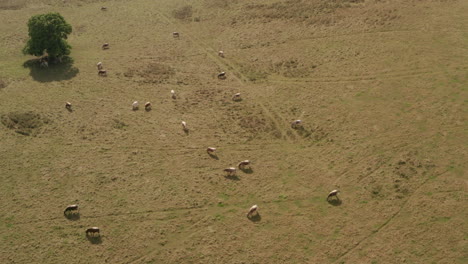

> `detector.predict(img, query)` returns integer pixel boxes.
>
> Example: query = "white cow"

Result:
[181,121,188,131]
[132,101,139,110]
[247,205,258,218]
[291,120,302,129]
[327,190,339,201]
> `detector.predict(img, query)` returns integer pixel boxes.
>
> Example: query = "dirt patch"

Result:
[1,111,50,136]
[124,63,175,84]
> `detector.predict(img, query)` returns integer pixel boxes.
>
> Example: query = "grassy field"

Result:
[0,0,467,263]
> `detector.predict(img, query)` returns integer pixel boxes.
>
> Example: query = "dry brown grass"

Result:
[0,0,466,263]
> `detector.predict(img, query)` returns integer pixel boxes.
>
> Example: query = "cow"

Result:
[238,160,251,170]
[145,102,152,111]
[217,72,226,79]
[102,43,109,50]
[206,147,216,154]
[101,7,107,11]
[181,121,188,131]
[63,204,79,216]
[132,101,139,110]
[171,90,176,99]
[218,51,224,57]
[291,120,302,129]
[232,93,241,101]
[97,62,103,70]
[65,102,72,111]
[173,32,180,38]
[327,190,339,201]
[247,205,258,218]
[224,167,236,176]
[98,69,107,76]
[86,227,100,236]
[39,57,48,68]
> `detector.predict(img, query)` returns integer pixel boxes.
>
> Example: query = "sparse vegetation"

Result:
[0,0,465,263]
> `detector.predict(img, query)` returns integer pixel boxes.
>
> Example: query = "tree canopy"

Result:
[22,12,72,60]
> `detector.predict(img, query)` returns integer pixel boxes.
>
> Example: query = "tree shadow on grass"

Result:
[23,56,79,82]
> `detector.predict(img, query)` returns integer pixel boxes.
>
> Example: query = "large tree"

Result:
[22,12,72,61]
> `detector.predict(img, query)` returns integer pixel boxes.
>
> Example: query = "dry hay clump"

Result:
[0,0,28,10]
[1,111,50,136]
[240,0,363,24]
[124,63,175,84]
[173,5,193,20]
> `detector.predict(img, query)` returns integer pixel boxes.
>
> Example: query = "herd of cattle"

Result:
[57,11,340,238]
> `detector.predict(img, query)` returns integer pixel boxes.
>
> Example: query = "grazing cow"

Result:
[206,147,216,154]
[145,102,152,111]
[181,121,188,131]
[238,160,251,169]
[102,43,109,50]
[132,101,139,110]
[173,32,180,38]
[65,102,72,110]
[171,90,176,99]
[86,227,100,236]
[327,190,339,201]
[39,57,48,68]
[98,69,107,76]
[101,7,107,11]
[232,93,241,101]
[247,205,258,218]
[224,167,236,176]
[217,72,226,79]
[291,120,302,129]
[97,62,103,70]
[218,51,224,57]
[63,204,79,216]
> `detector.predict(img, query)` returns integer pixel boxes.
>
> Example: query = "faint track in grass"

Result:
[267,66,468,84]
[332,169,449,264]
[153,10,297,142]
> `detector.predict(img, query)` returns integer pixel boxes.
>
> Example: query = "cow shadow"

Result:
[327,199,342,206]
[240,168,254,174]
[64,213,80,221]
[86,235,102,244]
[247,213,261,222]
[183,129,189,135]
[23,56,79,82]
[225,175,240,181]
[208,154,219,160]
[294,126,311,136]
